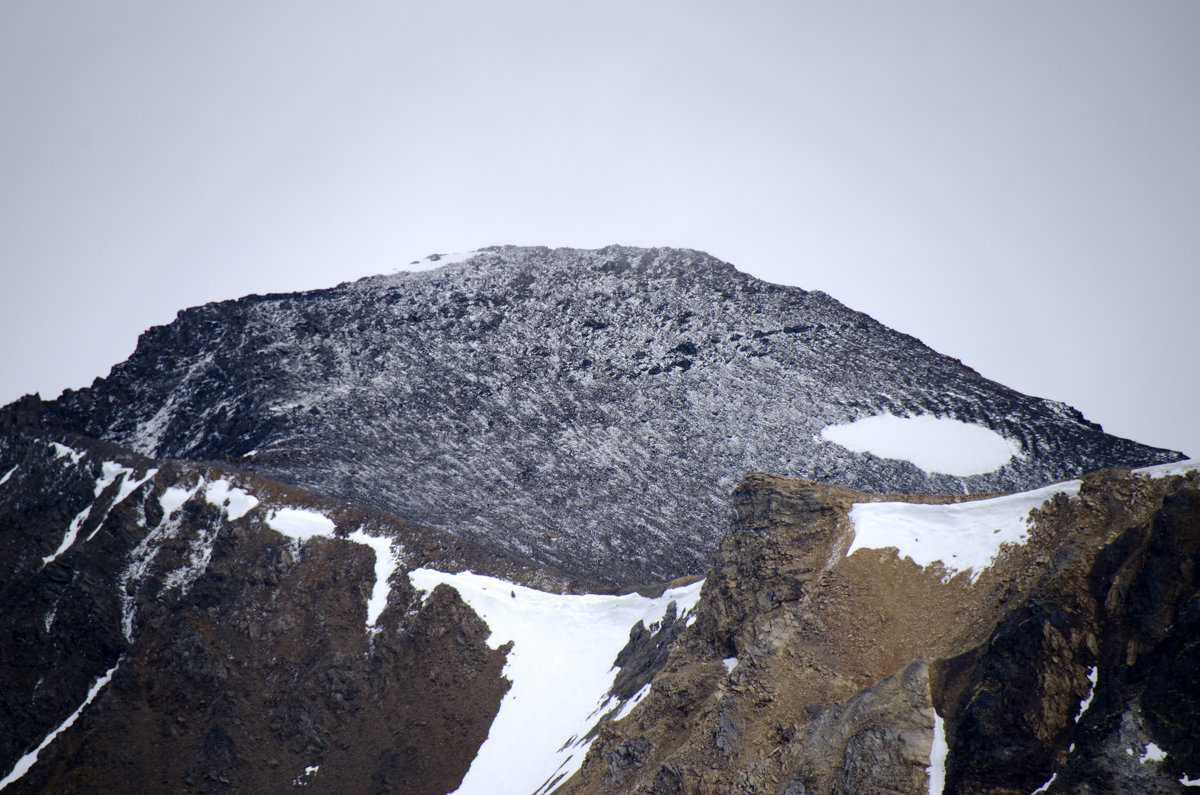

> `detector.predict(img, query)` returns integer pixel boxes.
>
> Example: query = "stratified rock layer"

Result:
[561,466,1200,794]
[19,245,1181,583]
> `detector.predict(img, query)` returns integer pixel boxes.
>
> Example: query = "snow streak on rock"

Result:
[121,482,202,640]
[265,508,402,630]
[928,710,948,795]
[0,660,121,791]
[42,461,133,566]
[347,529,399,629]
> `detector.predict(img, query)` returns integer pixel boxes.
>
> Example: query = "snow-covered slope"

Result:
[408,570,703,795]
[24,245,1182,583]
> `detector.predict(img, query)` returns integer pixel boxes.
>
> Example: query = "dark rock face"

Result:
[560,467,1200,794]
[0,426,578,794]
[17,246,1181,584]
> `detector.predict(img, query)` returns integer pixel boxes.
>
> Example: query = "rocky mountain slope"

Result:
[2,417,1196,793]
[0,423,605,794]
[17,246,1182,584]
[558,461,1200,794]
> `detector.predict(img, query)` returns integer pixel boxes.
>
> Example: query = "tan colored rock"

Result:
[560,467,1200,794]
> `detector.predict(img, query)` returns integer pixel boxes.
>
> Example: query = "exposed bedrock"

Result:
[561,467,1200,794]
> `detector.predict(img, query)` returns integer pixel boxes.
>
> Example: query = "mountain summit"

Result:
[23,245,1180,583]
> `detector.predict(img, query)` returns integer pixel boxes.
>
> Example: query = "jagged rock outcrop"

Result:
[560,465,1200,793]
[12,246,1181,584]
[0,425,591,793]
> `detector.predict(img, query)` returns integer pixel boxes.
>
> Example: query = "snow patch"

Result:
[1182,773,1200,787]
[83,462,140,542]
[203,479,259,521]
[0,659,121,791]
[1140,742,1167,763]
[722,656,738,673]
[110,467,157,510]
[41,505,94,567]
[0,465,16,487]
[406,569,703,795]
[847,479,1082,583]
[49,442,84,465]
[266,508,336,541]
[159,483,200,518]
[820,414,1020,477]
[928,709,947,794]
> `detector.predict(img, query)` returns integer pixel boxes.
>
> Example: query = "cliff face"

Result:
[21,246,1181,584]
[560,464,1200,794]
[0,425,584,794]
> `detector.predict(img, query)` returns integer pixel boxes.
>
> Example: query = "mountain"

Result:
[561,462,1200,794]
[1,423,1196,793]
[2,245,1195,794]
[18,245,1182,584]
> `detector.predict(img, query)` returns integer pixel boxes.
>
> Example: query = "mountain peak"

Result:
[18,245,1181,584]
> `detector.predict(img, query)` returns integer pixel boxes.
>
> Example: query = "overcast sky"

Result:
[2,1,1197,457]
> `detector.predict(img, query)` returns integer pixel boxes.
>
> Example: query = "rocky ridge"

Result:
[0,424,600,794]
[559,463,1200,794]
[19,246,1183,584]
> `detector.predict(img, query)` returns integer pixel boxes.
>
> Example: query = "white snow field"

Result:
[819,414,1021,477]
[407,568,704,795]
[847,479,1082,583]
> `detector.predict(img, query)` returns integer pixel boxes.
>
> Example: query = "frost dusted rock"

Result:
[560,465,1200,794]
[19,246,1182,584]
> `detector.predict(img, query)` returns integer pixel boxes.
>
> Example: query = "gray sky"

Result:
[3,1,1198,457]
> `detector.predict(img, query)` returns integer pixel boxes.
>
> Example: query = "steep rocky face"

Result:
[559,465,1200,794]
[19,245,1181,584]
[0,425,590,794]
